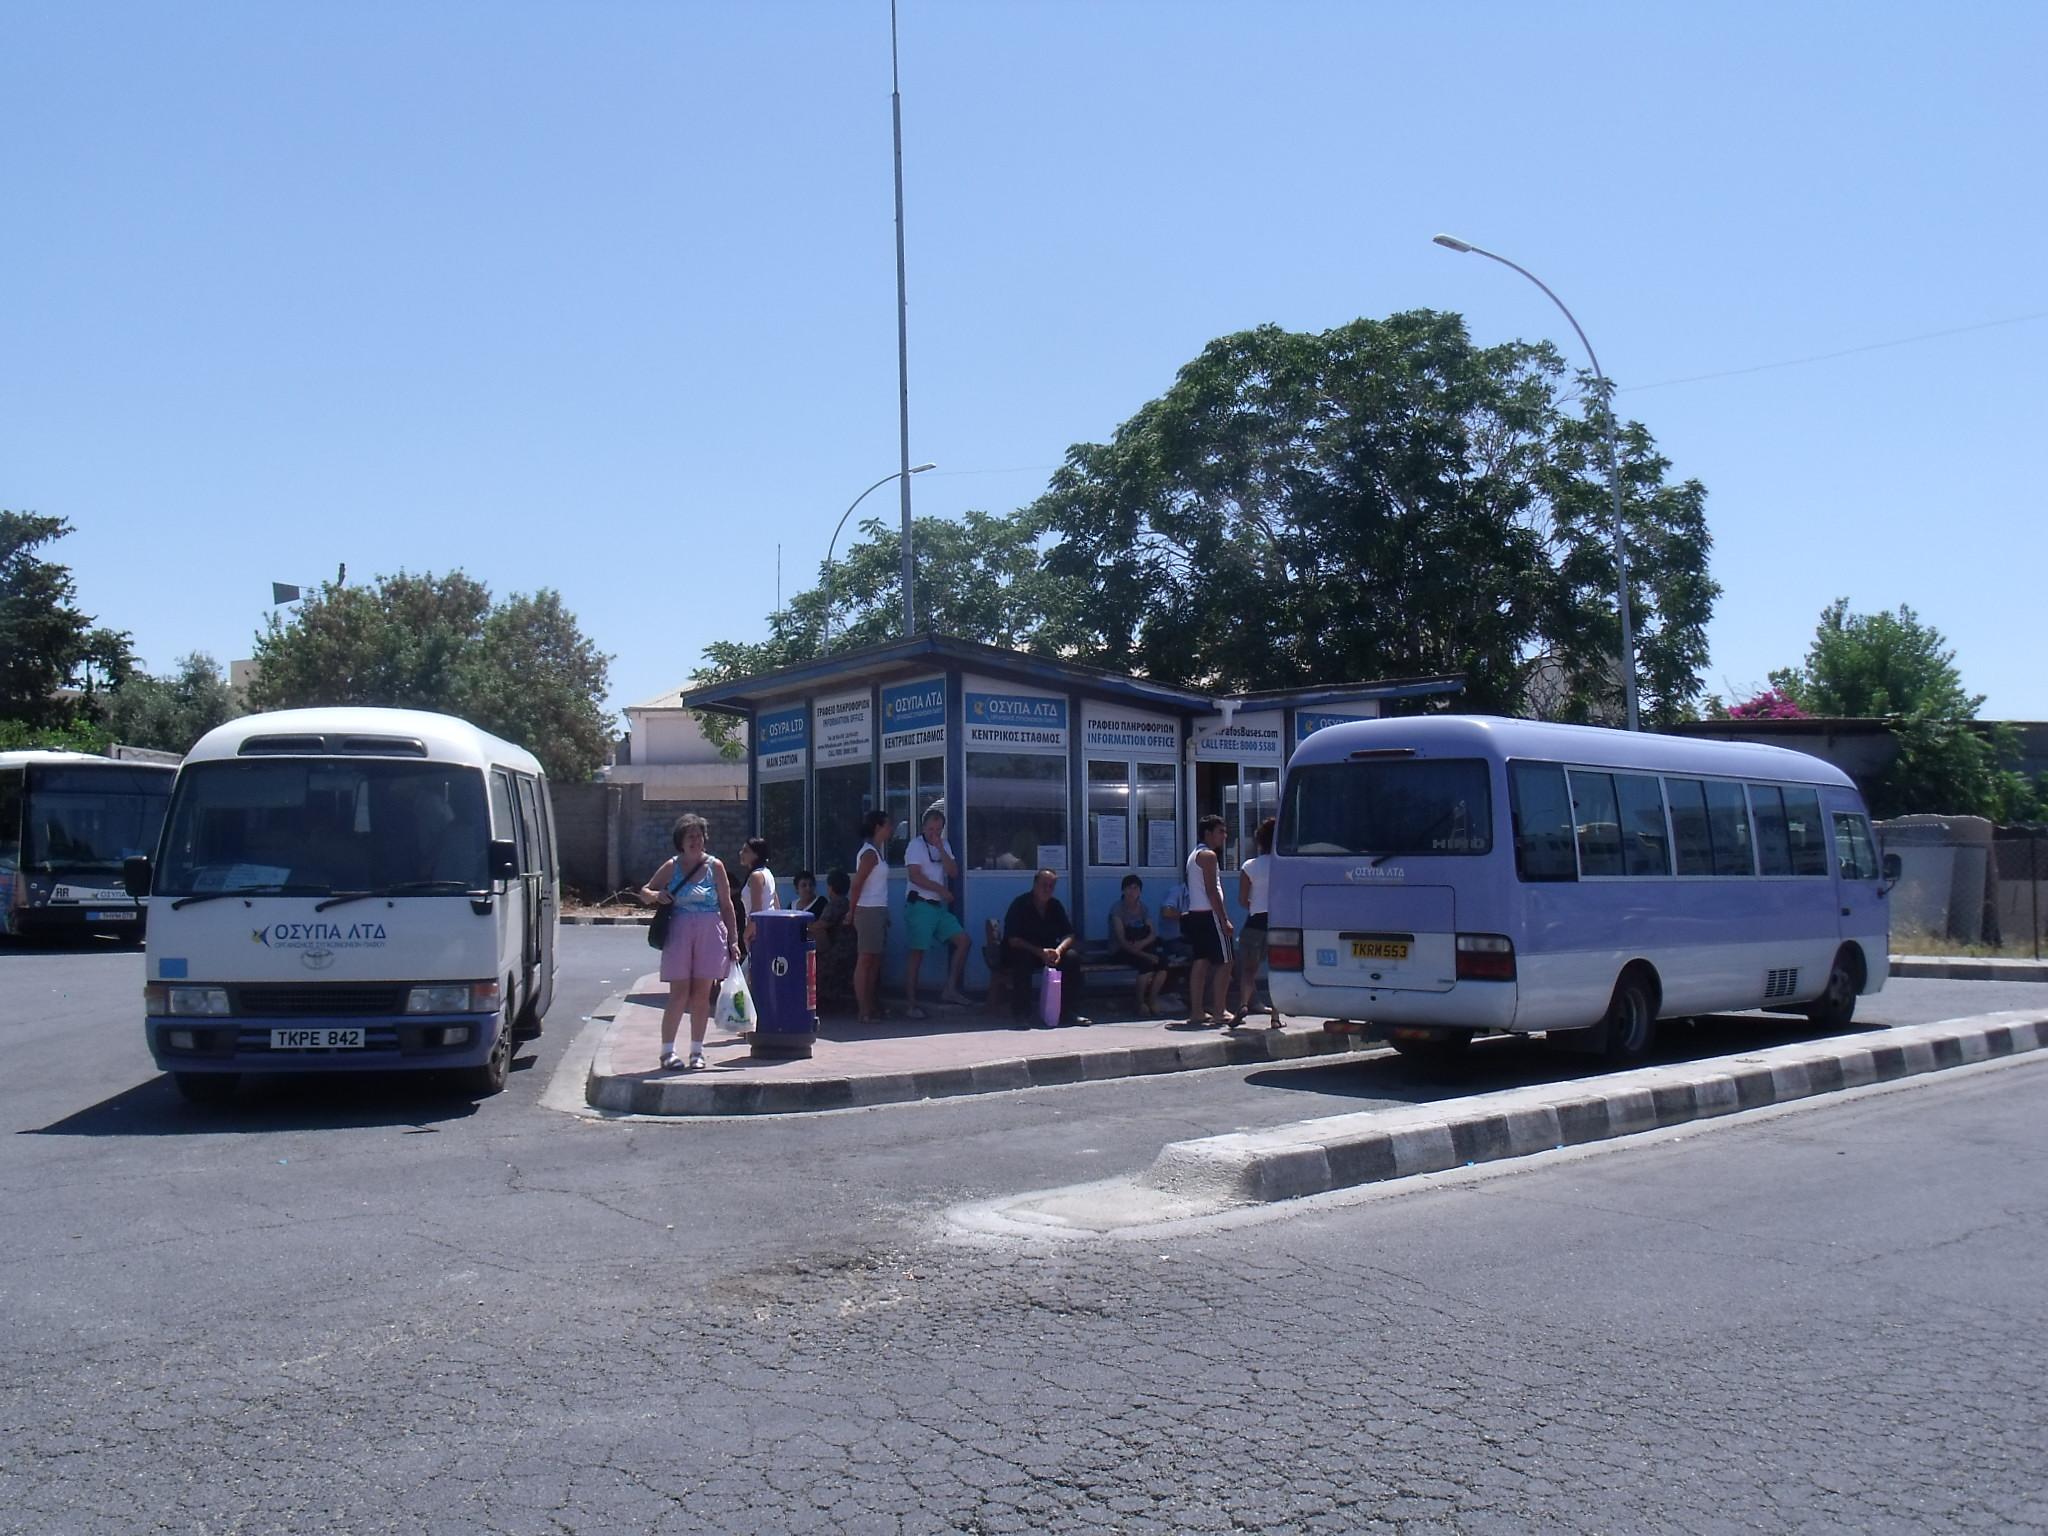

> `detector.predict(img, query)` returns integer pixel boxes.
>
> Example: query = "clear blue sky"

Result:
[5,1,2043,722]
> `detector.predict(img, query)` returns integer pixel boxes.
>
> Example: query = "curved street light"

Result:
[1434,233,1640,732]
[825,462,937,651]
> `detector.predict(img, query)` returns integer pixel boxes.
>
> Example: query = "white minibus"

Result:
[1,752,174,940]
[128,708,559,1104]
[1266,716,1895,1064]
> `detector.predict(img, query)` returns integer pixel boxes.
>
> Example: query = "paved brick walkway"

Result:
[586,970,1363,1115]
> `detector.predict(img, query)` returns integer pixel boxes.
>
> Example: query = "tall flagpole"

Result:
[891,0,916,635]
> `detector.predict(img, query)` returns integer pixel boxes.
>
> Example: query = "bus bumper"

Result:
[12,904,147,939]
[1269,977,1519,1032]
[146,1013,502,1075]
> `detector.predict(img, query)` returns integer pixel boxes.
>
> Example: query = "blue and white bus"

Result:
[1266,716,1893,1064]
[130,708,559,1104]
[0,752,175,941]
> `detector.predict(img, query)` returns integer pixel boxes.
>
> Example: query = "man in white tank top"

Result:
[1179,814,1235,1027]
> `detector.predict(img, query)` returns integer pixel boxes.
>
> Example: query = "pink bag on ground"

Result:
[1040,967,1063,1028]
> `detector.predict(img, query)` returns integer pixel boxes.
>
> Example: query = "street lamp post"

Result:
[825,463,937,652]
[1433,233,1640,732]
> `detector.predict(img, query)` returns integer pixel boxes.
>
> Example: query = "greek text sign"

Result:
[1295,708,1378,744]
[814,693,873,765]
[881,678,946,754]
[1081,708,1177,758]
[965,692,1068,753]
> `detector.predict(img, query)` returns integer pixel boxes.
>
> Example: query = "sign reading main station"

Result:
[965,692,1068,753]
[756,706,808,778]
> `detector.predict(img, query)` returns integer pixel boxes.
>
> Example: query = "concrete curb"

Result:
[586,1018,1368,1116]
[1889,955,2048,982]
[1135,1010,2048,1207]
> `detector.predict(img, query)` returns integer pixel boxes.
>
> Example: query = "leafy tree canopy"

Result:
[0,511,133,727]
[103,653,242,756]
[692,311,1719,727]
[246,572,614,781]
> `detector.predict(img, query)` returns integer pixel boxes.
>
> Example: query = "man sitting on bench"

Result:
[1001,868,1092,1029]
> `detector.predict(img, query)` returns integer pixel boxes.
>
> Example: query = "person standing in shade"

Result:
[792,870,828,920]
[734,836,778,950]
[638,814,741,1072]
[1179,814,1235,1028]
[847,808,894,1025]
[902,807,974,1018]
[1229,817,1283,1029]
[1001,868,1090,1028]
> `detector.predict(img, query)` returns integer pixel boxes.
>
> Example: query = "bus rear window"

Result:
[1280,759,1492,857]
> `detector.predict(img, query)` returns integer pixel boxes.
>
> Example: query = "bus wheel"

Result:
[1804,948,1861,1030]
[173,1072,239,1108]
[1601,972,1657,1066]
[1389,1033,1473,1072]
[458,1016,512,1098]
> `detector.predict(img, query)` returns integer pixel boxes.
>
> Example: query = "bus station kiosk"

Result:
[683,633,1461,994]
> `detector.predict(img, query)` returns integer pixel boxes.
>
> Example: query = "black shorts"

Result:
[1182,910,1231,965]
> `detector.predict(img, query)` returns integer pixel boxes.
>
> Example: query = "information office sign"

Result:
[881,677,946,758]
[1192,710,1283,765]
[965,691,1068,755]
[1295,706,1379,745]
[1081,705,1178,761]
[756,706,808,781]
[814,691,874,766]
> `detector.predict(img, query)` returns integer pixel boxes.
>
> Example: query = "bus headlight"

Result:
[405,982,500,1014]
[166,986,231,1016]
[1267,928,1303,971]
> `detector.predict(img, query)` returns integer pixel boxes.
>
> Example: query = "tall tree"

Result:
[247,572,614,781]
[1028,311,1716,721]
[103,653,242,754]
[0,511,105,726]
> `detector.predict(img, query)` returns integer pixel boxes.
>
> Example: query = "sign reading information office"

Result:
[814,691,873,765]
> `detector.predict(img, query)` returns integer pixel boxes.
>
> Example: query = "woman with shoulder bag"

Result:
[639,814,741,1072]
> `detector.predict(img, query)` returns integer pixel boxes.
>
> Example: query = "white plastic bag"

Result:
[717,963,755,1029]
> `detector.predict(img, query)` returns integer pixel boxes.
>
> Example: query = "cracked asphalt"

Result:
[3,928,2044,1533]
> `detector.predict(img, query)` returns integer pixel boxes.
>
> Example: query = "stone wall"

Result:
[547,780,754,900]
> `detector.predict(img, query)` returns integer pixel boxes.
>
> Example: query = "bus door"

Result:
[1825,794,1887,960]
[511,775,547,1011]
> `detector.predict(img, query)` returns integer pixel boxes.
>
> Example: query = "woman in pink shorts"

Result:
[639,815,740,1072]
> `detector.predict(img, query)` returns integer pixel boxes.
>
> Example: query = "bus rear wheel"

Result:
[173,1072,239,1108]
[1601,972,1657,1066]
[1804,948,1861,1030]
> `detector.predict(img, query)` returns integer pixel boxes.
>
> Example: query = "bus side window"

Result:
[1750,785,1794,876]
[489,769,517,845]
[1832,812,1880,881]
[513,776,543,876]
[1508,762,1576,882]
[1567,770,1624,877]
[1781,787,1829,876]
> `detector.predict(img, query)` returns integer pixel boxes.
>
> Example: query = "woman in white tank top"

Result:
[848,808,894,1025]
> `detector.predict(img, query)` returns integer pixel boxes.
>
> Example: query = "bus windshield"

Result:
[156,760,491,897]
[24,767,173,875]
[1280,758,1493,857]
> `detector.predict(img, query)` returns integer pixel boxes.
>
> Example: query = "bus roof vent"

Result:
[336,735,428,757]
[1347,747,1417,759]
[239,734,328,756]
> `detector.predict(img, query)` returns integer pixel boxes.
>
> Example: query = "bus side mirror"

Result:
[488,840,520,881]
[124,856,152,899]
[1880,852,1902,890]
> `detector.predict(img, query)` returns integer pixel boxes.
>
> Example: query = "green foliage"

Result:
[0,717,112,754]
[0,510,124,726]
[1772,599,2035,821]
[693,311,1720,726]
[247,572,615,781]
[1771,600,1981,719]
[102,653,242,755]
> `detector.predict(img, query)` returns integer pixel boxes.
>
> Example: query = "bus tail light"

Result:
[1455,934,1516,982]
[1267,928,1303,970]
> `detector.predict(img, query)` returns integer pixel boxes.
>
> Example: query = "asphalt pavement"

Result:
[2,928,2043,1533]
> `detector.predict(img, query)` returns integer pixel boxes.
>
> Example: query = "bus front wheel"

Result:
[1601,972,1657,1066]
[457,1015,512,1098]
[1804,948,1861,1030]
[173,1072,239,1108]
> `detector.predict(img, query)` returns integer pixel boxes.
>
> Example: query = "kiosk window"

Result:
[885,756,945,863]
[966,753,1067,871]
[1087,761,1130,867]
[813,762,873,876]
[760,779,803,878]
[1138,762,1178,867]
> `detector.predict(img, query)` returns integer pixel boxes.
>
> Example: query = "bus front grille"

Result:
[233,984,409,1017]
